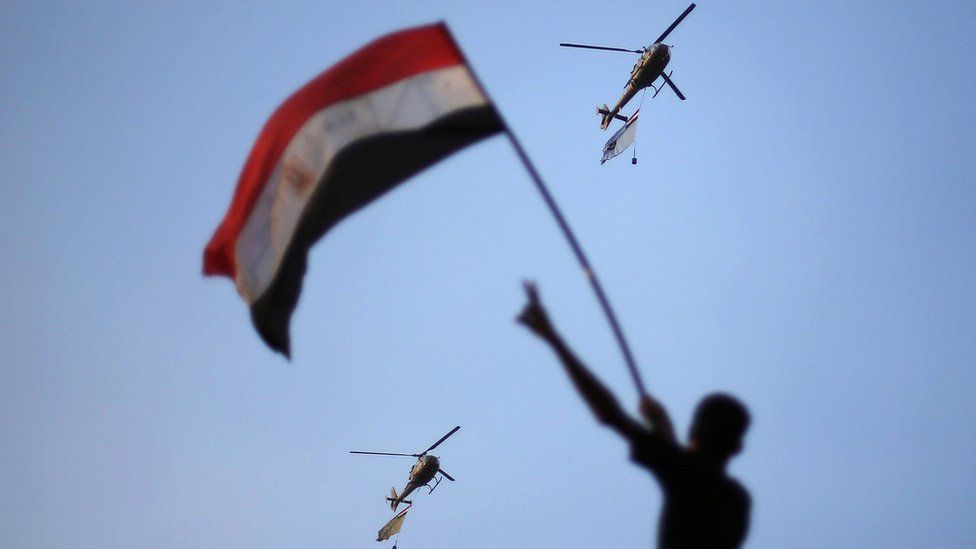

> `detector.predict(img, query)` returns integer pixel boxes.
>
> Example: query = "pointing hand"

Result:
[517,281,554,338]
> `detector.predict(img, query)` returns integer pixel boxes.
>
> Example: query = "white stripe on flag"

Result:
[233,65,490,302]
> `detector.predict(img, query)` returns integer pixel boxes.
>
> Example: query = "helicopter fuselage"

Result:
[629,42,671,89]
[392,455,440,507]
[601,43,670,129]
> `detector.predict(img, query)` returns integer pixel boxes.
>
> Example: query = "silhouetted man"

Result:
[518,283,751,548]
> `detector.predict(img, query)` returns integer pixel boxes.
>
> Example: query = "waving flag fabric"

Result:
[601,109,639,165]
[204,23,503,356]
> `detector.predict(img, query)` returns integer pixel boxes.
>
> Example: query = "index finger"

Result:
[522,280,540,304]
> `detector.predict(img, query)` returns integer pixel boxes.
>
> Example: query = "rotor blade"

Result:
[349,451,417,457]
[654,3,696,45]
[438,468,456,482]
[420,426,460,455]
[559,43,642,54]
[660,72,686,100]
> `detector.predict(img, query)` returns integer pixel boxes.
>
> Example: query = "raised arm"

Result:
[517,282,646,442]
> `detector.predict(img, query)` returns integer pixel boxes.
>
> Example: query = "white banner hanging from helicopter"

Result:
[601,109,639,165]
[377,507,409,542]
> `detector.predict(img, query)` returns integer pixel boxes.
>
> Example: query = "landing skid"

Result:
[649,70,674,98]
[650,70,685,100]
[425,475,444,494]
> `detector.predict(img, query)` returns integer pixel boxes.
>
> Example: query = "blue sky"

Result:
[2,1,974,547]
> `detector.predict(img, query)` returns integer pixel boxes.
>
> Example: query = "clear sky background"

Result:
[2,1,974,547]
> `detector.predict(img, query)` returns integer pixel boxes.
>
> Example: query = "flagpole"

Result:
[442,23,649,399]
[503,128,648,399]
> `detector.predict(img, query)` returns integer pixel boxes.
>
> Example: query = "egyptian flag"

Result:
[600,109,639,165]
[203,23,503,357]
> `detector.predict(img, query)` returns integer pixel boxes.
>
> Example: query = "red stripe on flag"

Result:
[204,22,464,279]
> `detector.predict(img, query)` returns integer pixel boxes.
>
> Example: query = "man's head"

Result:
[689,393,750,462]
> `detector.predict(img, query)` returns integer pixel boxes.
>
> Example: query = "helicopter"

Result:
[351,426,460,512]
[560,3,696,130]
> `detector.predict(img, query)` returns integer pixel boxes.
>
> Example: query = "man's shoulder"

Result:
[723,474,751,509]
[628,431,685,474]
[727,475,748,494]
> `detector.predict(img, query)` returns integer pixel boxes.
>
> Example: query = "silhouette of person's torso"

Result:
[631,433,750,548]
